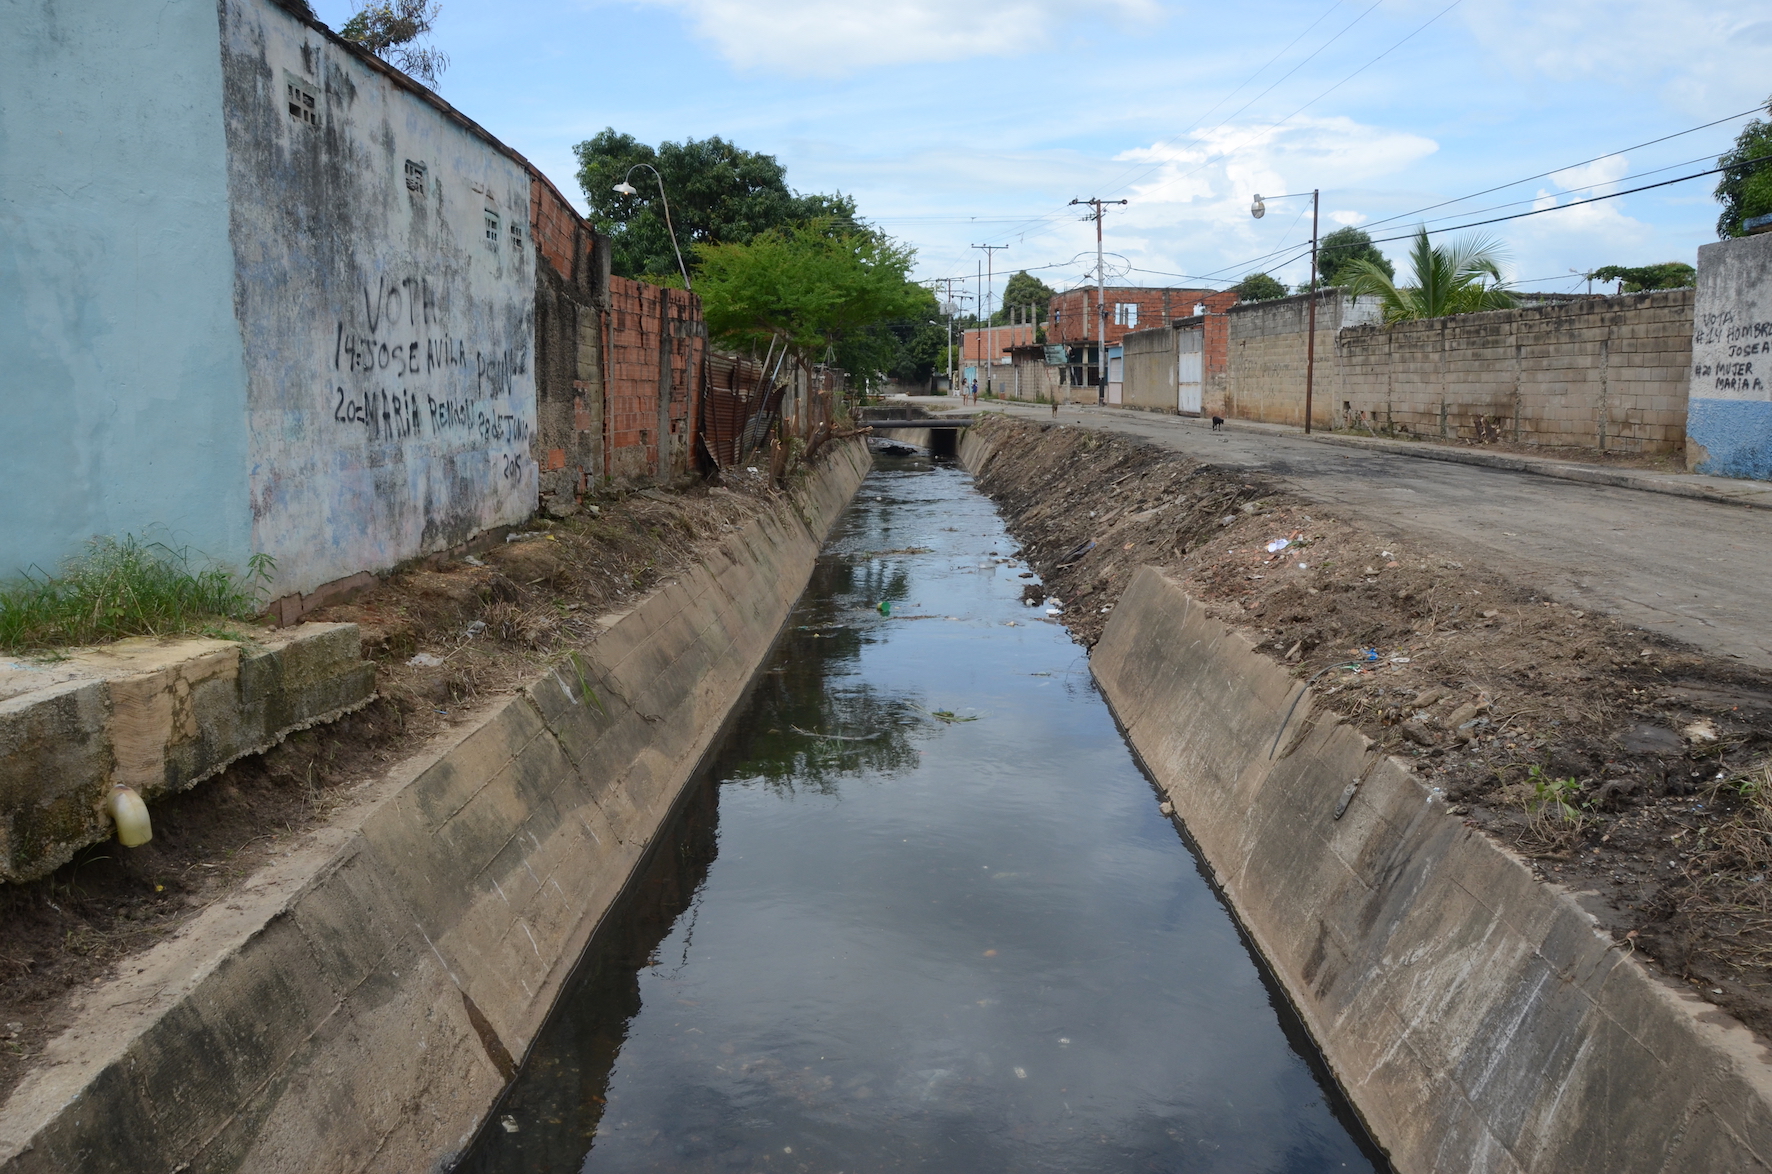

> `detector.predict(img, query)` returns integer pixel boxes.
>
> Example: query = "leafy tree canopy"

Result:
[1233,272,1289,302]
[1344,227,1514,323]
[340,0,448,87]
[994,271,1057,324]
[694,219,932,390]
[1316,227,1393,287]
[1591,262,1696,293]
[574,129,857,280]
[1716,99,1772,238]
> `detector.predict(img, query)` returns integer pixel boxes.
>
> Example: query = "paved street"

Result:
[962,400,1772,670]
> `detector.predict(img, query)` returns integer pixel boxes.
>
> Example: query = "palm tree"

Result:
[1343,227,1515,323]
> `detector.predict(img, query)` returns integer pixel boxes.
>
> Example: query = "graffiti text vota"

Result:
[328,273,530,443]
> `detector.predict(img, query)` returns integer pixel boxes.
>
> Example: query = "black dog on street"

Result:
[1210,416,1224,431]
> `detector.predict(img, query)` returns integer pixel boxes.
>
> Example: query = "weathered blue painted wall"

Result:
[1688,232,1772,479]
[0,1,252,579]
[218,0,537,598]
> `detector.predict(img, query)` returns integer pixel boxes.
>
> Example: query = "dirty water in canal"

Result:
[459,455,1384,1174]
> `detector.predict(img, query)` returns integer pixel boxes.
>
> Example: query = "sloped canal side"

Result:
[459,454,1385,1173]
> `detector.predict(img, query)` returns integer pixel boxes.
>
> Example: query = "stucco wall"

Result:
[1121,325,1176,411]
[0,0,252,580]
[218,0,537,598]
[1687,233,1772,479]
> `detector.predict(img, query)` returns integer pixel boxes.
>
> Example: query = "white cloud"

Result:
[1551,154,1629,194]
[1059,116,1439,284]
[632,0,1162,76]
[1460,0,1772,113]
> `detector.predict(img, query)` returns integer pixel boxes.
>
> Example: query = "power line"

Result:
[1361,150,1772,246]
[1358,103,1770,234]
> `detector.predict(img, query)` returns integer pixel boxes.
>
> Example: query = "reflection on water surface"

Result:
[459,455,1384,1174]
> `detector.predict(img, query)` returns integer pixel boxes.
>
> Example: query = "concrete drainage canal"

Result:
[456,452,1386,1173]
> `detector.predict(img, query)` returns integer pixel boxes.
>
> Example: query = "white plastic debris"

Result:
[1265,538,1290,553]
[408,652,445,667]
[464,620,487,637]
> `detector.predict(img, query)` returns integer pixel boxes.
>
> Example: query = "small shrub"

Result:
[0,536,274,652]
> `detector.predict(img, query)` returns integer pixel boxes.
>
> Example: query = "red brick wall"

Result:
[529,173,583,283]
[601,278,702,482]
[962,324,1040,364]
[1199,290,1240,398]
[1049,286,1232,346]
[527,168,704,488]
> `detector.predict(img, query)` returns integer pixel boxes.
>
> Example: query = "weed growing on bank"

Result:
[0,536,274,652]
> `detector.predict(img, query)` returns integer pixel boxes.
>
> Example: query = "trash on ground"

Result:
[1265,538,1291,553]
[408,652,445,667]
[464,620,487,637]
[1684,719,1720,743]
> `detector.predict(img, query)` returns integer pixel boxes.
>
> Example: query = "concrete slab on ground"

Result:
[0,624,374,882]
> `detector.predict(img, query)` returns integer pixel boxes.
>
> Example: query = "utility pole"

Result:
[972,243,1008,400]
[937,278,968,394]
[1251,189,1318,432]
[1305,188,1319,434]
[1070,198,1125,405]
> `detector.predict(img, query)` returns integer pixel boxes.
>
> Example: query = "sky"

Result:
[310,0,1772,312]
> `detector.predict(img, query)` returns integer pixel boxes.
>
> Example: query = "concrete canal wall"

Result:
[1090,569,1772,1173]
[0,439,871,1174]
[956,427,1772,1172]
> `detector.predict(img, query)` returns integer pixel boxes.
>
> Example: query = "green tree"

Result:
[1233,272,1288,302]
[573,130,856,280]
[1716,99,1772,238]
[1590,262,1696,293]
[694,219,929,391]
[994,271,1057,324]
[1311,227,1393,289]
[339,0,448,87]
[1344,227,1514,323]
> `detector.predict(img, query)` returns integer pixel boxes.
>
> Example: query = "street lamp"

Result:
[613,164,692,292]
[1251,189,1320,433]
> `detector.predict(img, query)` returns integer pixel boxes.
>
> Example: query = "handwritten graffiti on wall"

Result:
[1694,310,1772,396]
[327,273,531,456]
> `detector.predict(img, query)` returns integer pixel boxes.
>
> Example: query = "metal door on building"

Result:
[1177,328,1203,415]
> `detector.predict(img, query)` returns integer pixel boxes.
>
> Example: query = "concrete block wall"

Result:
[1226,288,1694,453]
[1223,292,1379,426]
[0,624,374,883]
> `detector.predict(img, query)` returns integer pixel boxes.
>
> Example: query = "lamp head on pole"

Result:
[1250,194,1265,220]
[612,180,638,196]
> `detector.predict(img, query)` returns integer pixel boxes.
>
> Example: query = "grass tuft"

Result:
[0,536,274,653]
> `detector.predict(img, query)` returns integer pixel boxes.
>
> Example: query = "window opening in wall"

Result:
[484,209,501,251]
[285,72,318,126]
[509,214,524,252]
[405,160,428,194]
[1114,303,1139,328]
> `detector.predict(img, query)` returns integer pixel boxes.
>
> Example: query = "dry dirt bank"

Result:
[0,469,793,1104]
[968,414,1772,1040]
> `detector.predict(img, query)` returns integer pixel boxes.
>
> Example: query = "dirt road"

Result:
[975,401,1772,669]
